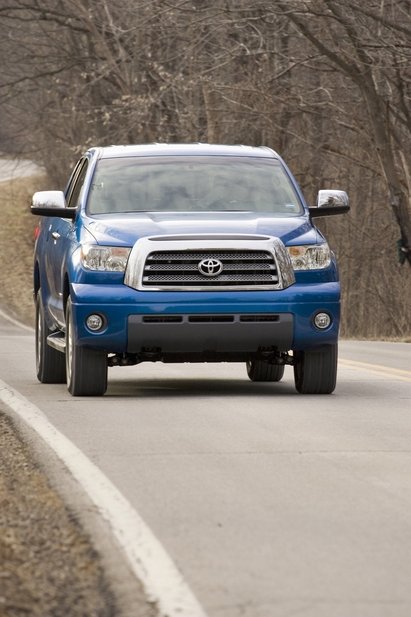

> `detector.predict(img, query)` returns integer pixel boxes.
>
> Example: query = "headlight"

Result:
[81,245,131,271]
[287,243,331,270]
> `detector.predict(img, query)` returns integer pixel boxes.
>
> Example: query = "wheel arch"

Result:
[33,260,41,302]
[62,273,71,316]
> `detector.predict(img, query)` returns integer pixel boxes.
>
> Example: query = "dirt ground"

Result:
[0,411,117,617]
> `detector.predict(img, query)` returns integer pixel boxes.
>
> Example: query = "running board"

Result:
[47,331,66,352]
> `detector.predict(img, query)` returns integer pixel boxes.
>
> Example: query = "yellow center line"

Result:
[339,358,411,382]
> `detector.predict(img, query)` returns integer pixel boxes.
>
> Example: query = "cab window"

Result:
[66,159,89,209]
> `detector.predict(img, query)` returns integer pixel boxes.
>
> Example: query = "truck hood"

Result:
[83,211,319,247]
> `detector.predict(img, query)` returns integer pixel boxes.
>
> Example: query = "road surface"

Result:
[0,158,44,182]
[1,312,410,617]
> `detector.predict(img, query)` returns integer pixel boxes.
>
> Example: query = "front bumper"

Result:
[70,282,341,353]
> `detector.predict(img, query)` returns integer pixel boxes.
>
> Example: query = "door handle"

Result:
[51,232,61,240]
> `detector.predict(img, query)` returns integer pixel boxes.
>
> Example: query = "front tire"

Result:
[66,297,107,396]
[246,359,285,382]
[293,344,338,394]
[36,290,66,383]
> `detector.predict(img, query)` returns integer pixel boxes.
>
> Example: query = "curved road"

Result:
[1,312,410,617]
[0,158,44,182]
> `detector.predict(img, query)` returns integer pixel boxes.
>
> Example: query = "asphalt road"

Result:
[0,158,44,182]
[1,312,410,617]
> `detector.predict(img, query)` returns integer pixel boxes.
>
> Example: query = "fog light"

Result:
[86,314,104,332]
[313,312,332,330]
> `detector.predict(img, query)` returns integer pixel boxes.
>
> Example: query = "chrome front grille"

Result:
[142,250,278,287]
[123,235,296,291]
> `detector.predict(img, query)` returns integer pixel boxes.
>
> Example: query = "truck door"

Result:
[46,158,89,326]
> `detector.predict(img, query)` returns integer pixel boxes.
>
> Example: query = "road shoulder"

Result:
[0,404,156,617]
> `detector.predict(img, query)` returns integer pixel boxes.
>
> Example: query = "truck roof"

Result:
[93,143,279,159]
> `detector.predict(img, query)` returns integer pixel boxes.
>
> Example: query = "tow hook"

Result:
[108,353,141,367]
[272,351,296,366]
[257,348,296,365]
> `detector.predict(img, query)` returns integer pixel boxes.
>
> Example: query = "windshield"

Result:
[87,156,304,215]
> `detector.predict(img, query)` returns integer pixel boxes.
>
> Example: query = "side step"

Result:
[47,331,66,352]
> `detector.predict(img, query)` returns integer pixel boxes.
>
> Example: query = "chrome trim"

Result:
[32,190,66,209]
[317,190,349,208]
[124,234,295,292]
[47,331,66,352]
[198,258,223,277]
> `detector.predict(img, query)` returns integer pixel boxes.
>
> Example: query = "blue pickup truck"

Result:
[31,144,349,396]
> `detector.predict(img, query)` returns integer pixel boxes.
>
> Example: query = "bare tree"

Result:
[267,0,411,266]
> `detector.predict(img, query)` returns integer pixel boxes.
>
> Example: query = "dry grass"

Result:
[0,413,116,617]
[0,174,48,327]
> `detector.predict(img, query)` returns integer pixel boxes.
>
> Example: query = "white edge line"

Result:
[0,378,208,617]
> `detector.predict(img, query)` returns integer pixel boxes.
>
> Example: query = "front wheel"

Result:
[36,290,66,383]
[293,344,337,394]
[246,359,285,382]
[66,298,107,396]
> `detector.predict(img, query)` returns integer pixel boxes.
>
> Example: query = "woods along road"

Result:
[1,311,410,617]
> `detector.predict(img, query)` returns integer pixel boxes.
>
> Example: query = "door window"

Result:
[66,159,89,209]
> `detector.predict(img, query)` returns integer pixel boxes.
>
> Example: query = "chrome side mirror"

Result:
[318,190,349,208]
[32,190,66,208]
[309,190,350,217]
[31,191,76,219]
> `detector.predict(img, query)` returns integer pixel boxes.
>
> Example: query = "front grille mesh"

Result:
[142,250,278,288]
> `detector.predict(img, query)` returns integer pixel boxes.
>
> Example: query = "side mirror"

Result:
[309,190,350,218]
[31,191,76,219]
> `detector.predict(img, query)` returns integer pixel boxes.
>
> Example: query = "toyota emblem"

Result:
[198,258,223,277]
